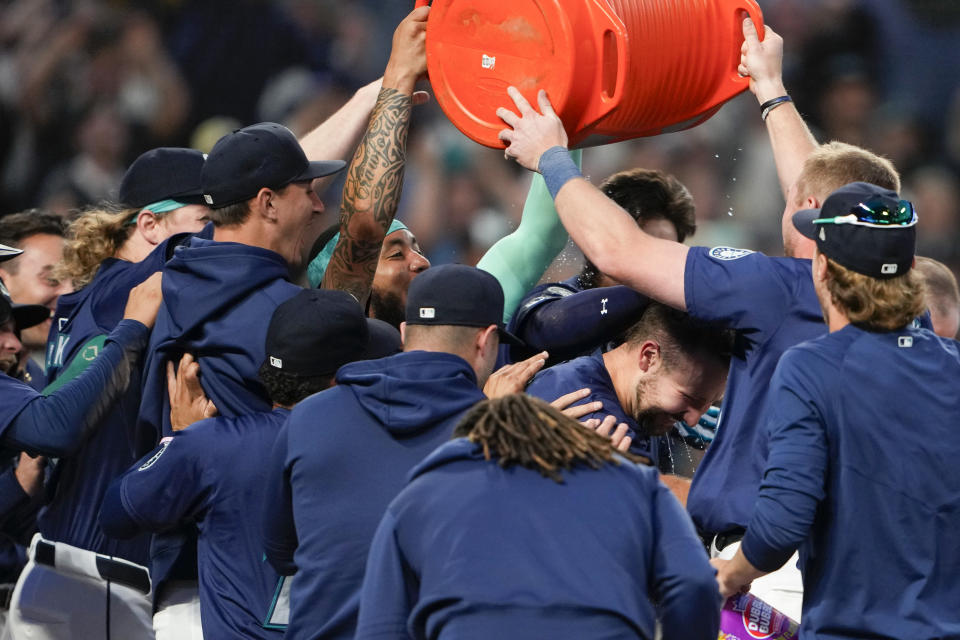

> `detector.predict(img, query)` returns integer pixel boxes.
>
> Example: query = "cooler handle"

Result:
[586,0,628,115]
[728,1,765,87]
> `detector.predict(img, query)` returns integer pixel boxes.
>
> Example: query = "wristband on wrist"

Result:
[538,146,582,199]
[760,95,792,122]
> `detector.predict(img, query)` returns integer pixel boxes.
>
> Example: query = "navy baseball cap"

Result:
[405,264,524,346]
[0,243,22,262]
[119,148,207,209]
[265,289,392,378]
[201,123,346,208]
[0,278,48,331]
[793,182,917,279]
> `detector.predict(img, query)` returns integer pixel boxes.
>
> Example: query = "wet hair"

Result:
[57,204,138,288]
[257,360,333,407]
[794,142,900,206]
[579,169,695,288]
[824,257,927,332]
[453,394,642,483]
[623,303,733,371]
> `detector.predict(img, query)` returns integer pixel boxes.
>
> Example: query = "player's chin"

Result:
[0,357,18,376]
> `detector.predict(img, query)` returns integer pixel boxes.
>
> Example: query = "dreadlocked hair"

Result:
[453,394,643,483]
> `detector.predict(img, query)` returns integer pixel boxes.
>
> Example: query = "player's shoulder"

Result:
[778,329,852,383]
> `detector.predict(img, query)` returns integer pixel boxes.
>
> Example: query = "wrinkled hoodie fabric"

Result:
[356,439,722,640]
[134,231,300,600]
[137,233,300,448]
[261,350,486,640]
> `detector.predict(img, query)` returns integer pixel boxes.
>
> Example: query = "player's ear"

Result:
[137,210,163,245]
[254,188,279,222]
[637,340,661,373]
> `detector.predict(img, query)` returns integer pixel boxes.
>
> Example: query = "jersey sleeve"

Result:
[114,426,214,533]
[683,247,792,336]
[1,320,150,457]
[740,348,830,572]
[513,285,649,358]
[0,375,39,445]
[649,478,722,640]
[355,509,417,640]
[261,421,298,576]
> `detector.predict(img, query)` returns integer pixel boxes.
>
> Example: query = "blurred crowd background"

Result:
[1,0,958,282]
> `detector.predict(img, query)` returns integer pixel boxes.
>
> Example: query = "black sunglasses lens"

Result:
[855,199,915,225]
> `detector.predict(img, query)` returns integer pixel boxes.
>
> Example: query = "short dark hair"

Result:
[580,169,695,288]
[599,168,696,241]
[0,210,67,247]
[257,360,332,407]
[206,200,252,227]
[624,303,733,371]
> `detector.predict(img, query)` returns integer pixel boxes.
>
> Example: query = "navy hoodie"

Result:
[134,231,300,598]
[137,234,301,446]
[38,234,192,565]
[356,438,721,640]
[261,350,486,640]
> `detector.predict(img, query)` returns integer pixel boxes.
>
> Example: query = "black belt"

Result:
[702,527,745,554]
[35,540,151,595]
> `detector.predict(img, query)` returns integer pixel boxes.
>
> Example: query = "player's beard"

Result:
[369,288,406,330]
[633,378,676,437]
[0,353,18,376]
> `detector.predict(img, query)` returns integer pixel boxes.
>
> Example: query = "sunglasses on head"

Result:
[813,198,917,228]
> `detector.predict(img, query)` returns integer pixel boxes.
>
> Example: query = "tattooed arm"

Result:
[321,6,429,305]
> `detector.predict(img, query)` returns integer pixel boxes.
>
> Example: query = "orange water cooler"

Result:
[417,0,764,148]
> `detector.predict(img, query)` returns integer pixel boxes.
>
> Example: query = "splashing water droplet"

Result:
[732,177,737,182]
[727,208,734,216]
[714,154,720,158]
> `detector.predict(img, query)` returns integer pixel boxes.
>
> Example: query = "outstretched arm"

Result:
[498,90,689,310]
[476,151,581,323]
[739,18,818,200]
[321,6,428,305]
[1,274,162,457]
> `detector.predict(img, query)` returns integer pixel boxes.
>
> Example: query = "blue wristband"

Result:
[538,146,582,199]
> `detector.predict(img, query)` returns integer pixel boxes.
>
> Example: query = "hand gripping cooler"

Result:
[417,0,764,148]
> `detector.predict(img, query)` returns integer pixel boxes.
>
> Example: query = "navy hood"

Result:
[336,351,483,436]
[409,437,482,481]
[162,235,291,338]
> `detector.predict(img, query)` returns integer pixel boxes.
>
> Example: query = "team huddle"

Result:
[1,7,959,640]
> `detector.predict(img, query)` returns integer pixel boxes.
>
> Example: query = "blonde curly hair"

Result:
[57,204,138,289]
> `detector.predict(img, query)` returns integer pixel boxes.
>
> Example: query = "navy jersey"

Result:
[36,237,184,564]
[136,233,301,447]
[101,409,290,639]
[525,352,658,463]
[0,375,36,445]
[23,359,45,392]
[0,320,150,458]
[261,351,486,640]
[357,438,720,640]
[741,325,960,638]
[682,247,826,534]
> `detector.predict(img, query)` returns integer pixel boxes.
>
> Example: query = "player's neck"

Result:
[601,347,637,417]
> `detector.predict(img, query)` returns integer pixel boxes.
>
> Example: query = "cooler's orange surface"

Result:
[422,0,764,148]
